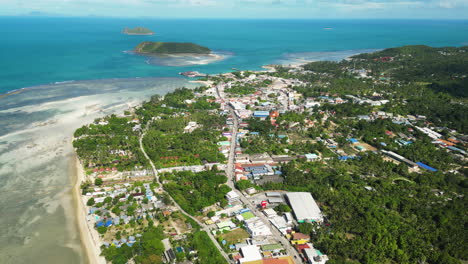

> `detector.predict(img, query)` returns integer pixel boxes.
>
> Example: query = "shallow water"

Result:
[0,77,195,264]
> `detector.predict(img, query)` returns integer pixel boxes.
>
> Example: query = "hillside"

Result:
[352,45,468,97]
[134,41,211,55]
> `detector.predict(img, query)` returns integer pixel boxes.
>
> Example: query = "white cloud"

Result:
[437,0,468,8]
[321,0,423,10]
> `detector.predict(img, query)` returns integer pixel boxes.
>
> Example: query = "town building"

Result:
[285,192,324,223]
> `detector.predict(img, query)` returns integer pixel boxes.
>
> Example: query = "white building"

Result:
[245,217,273,237]
[225,190,240,204]
[415,126,442,139]
[269,215,290,235]
[263,208,277,218]
[304,247,329,264]
[184,121,198,133]
[286,192,324,223]
[239,245,262,263]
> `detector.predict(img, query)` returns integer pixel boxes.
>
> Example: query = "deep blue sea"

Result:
[1,17,467,94]
[0,17,467,264]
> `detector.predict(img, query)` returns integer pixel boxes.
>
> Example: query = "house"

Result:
[245,217,273,237]
[245,187,257,195]
[291,232,310,245]
[226,190,240,203]
[305,153,320,161]
[217,220,236,231]
[184,121,199,133]
[236,154,251,164]
[357,115,371,121]
[263,208,277,218]
[249,153,272,164]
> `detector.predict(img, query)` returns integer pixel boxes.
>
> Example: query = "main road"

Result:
[216,84,302,263]
[139,125,233,264]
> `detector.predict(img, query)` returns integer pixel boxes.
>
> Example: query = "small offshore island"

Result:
[134,41,225,67]
[134,41,211,55]
[122,27,155,35]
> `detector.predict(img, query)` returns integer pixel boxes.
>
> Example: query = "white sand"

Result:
[73,156,106,264]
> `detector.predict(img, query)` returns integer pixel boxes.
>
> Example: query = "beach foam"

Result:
[143,51,233,67]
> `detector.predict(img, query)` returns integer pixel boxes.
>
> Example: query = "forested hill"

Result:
[134,42,211,55]
[352,45,468,97]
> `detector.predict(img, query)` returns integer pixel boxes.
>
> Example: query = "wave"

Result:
[53,80,75,85]
[139,51,233,67]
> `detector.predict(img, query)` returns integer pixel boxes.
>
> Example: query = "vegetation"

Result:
[191,231,227,264]
[134,41,211,54]
[122,27,154,35]
[101,225,165,264]
[225,84,256,95]
[163,170,231,215]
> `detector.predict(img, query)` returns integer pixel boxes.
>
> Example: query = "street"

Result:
[217,84,302,263]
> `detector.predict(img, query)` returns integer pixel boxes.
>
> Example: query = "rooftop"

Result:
[286,192,323,222]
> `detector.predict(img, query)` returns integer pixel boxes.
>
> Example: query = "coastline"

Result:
[72,154,106,264]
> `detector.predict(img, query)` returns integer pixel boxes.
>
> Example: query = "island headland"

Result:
[134,41,211,55]
[122,27,155,35]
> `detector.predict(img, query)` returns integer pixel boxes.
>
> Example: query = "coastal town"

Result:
[74,46,467,264]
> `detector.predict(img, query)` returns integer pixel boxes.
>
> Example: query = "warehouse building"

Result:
[285,192,323,223]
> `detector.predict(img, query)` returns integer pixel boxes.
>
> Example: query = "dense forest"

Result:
[262,155,466,264]
[162,169,231,215]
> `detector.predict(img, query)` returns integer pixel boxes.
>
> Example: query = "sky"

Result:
[1,0,468,19]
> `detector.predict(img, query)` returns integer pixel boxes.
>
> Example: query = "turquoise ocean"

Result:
[1,18,468,94]
[0,18,467,264]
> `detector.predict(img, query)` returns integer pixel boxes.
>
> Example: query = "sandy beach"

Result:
[73,156,106,264]
[189,80,213,87]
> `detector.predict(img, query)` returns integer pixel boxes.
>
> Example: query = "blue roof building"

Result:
[416,162,437,172]
[253,111,270,118]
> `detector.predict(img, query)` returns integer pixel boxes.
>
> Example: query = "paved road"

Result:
[139,128,233,264]
[217,85,302,263]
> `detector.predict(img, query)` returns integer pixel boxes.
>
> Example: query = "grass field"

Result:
[217,228,250,245]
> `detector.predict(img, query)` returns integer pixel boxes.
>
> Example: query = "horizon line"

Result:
[1,15,468,21]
